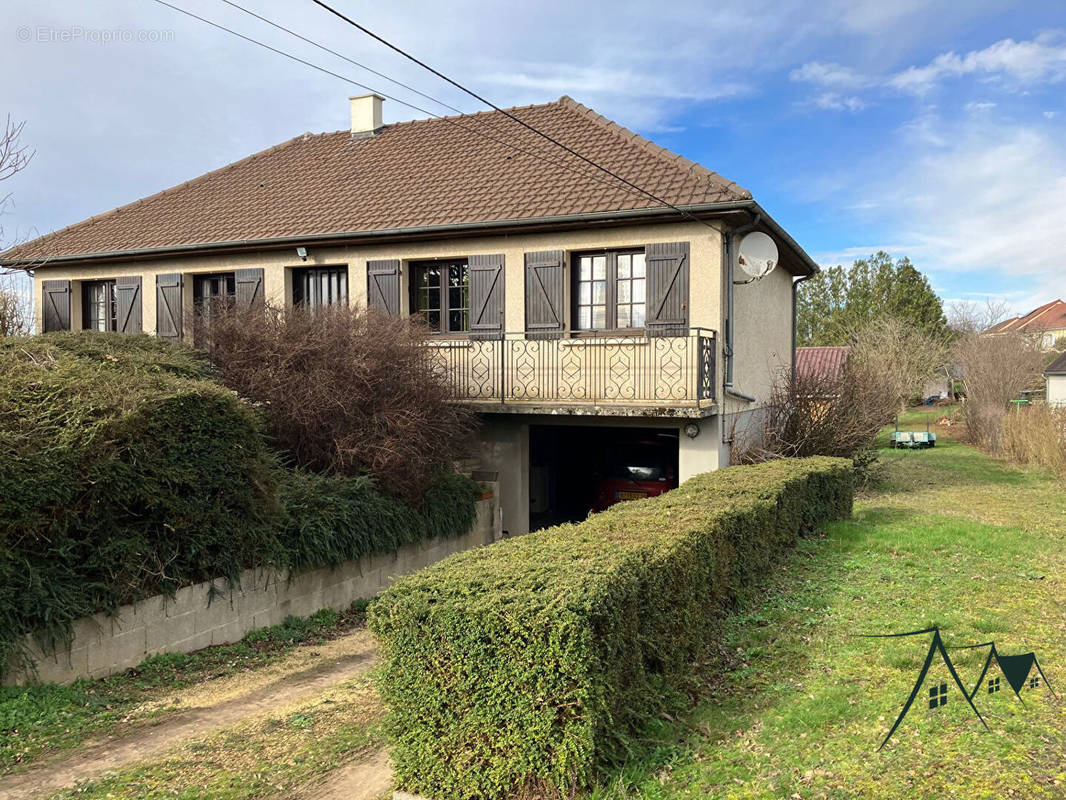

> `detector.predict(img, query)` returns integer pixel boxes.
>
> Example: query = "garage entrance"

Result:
[529,425,679,531]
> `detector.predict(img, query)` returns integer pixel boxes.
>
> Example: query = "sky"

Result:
[2,0,1065,316]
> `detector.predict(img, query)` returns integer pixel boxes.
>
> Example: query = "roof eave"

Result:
[1,199,819,276]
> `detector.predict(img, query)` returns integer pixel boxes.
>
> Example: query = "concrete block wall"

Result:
[8,489,499,685]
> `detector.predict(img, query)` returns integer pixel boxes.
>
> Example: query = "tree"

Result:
[851,316,949,410]
[0,115,34,336]
[797,251,949,346]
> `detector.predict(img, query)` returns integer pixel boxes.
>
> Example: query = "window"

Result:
[928,682,948,708]
[82,280,117,331]
[193,273,236,317]
[988,677,1000,694]
[293,266,348,308]
[573,250,646,331]
[1030,676,1040,689]
[411,260,469,333]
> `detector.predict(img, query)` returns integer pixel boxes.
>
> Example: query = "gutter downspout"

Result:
[792,271,815,376]
[723,212,761,398]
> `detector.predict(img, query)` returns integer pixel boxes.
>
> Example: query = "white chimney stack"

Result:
[350,94,384,136]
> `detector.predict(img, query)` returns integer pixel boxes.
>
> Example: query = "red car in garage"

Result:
[590,438,678,512]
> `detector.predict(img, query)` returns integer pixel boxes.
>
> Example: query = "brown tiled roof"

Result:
[795,346,850,381]
[2,96,752,264]
[1045,350,1066,376]
[986,300,1066,334]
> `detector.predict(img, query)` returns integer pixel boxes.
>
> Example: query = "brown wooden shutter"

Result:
[115,276,142,333]
[235,268,265,311]
[646,241,690,336]
[469,254,505,339]
[156,273,183,341]
[41,279,71,332]
[524,250,565,338]
[367,259,400,315]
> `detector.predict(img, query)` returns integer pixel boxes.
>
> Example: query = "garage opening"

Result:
[529,424,679,531]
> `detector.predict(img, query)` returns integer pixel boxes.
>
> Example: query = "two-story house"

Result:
[2,95,818,536]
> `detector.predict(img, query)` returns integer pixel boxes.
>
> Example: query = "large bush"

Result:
[197,304,475,501]
[0,332,478,678]
[369,457,853,799]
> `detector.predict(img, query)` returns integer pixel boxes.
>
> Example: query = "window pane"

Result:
[593,256,606,280]
[632,305,645,327]
[428,287,441,310]
[592,281,606,304]
[578,282,591,305]
[449,310,468,332]
[617,306,630,328]
[578,307,591,329]
[592,306,606,329]
[632,253,646,277]
[618,281,630,303]
[633,278,646,303]
[428,310,441,331]
[579,258,592,281]
[618,254,630,278]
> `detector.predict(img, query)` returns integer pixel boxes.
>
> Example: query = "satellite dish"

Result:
[736,231,779,280]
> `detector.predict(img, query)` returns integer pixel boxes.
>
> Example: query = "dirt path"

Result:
[1,631,378,800]
[297,749,394,800]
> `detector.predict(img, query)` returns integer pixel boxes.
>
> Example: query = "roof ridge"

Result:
[555,95,752,200]
[12,132,326,253]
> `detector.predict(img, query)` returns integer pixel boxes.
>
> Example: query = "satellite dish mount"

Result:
[734,231,779,284]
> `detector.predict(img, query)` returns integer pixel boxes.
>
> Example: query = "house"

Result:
[0,95,818,535]
[986,299,1066,350]
[1044,351,1066,406]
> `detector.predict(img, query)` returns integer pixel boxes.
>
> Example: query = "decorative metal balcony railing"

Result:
[425,328,716,409]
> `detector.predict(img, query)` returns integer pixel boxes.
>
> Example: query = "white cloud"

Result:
[965,101,997,112]
[887,31,1066,94]
[1045,110,1060,119]
[790,61,873,89]
[835,114,1066,314]
[811,92,867,112]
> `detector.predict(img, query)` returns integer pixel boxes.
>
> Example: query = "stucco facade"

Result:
[30,217,796,535]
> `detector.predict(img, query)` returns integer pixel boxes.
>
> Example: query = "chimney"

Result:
[350,94,384,137]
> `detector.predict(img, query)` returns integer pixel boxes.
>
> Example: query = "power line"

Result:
[308,0,719,230]
[151,0,655,200]
[215,0,465,117]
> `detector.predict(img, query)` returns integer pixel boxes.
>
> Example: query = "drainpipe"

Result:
[723,212,761,399]
[792,272,815,375]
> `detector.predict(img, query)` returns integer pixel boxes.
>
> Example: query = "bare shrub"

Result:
[1000,405,1066,479]
[198,304,475,501]
[743,358,896,466]
[851,315,949,410]
[953,331,1046,451]
[0,271,30,336]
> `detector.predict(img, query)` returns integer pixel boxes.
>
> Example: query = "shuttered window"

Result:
[193,273,236,316]
[294,266,348,308]
[572,249,646,332]
[82,280,117,331]
[411,260,469,333]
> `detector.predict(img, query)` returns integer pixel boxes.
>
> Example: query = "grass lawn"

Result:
[593,438,1066,799]
[0,604,368,774]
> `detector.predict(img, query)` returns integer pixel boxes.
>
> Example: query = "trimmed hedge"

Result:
[369,457,854,799]
[0,333,477,678]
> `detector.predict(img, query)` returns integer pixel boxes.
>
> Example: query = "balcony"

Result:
[426,328,717,417]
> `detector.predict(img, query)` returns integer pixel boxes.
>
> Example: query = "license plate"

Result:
[617,491,647,501]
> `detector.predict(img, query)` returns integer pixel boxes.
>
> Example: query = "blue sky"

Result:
[3,0,1065,315]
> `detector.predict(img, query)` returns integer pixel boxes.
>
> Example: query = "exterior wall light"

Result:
[684,422,700,439]
[296,246,308,261]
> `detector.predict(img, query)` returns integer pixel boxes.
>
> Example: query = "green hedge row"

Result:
[0,333,477,677]
[369,457,853,799]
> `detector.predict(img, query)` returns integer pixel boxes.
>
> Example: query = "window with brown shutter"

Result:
[571,248,647,332]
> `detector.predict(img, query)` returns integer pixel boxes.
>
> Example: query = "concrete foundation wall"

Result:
[9,492,498,686]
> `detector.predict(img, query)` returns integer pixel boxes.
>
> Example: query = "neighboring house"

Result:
[986,299,1066,350]
[0,95,818,535]
[1044,351,1066,406]
[794,346,849,385]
